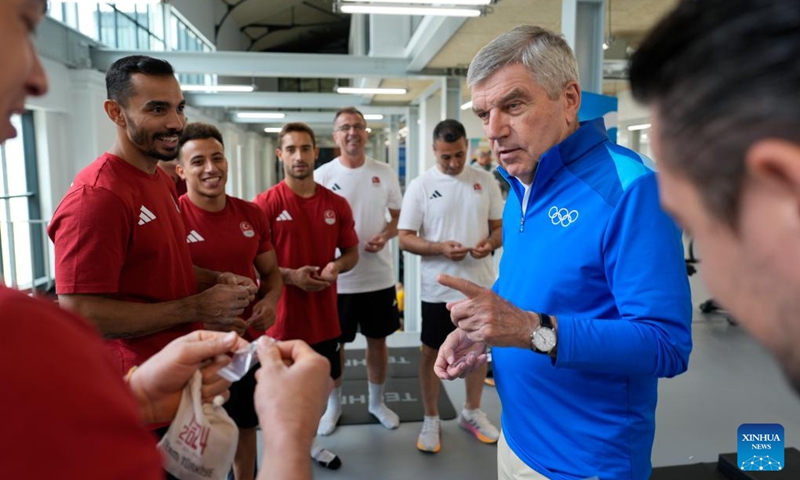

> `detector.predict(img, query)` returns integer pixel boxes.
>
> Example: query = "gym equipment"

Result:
[686,239,737,325]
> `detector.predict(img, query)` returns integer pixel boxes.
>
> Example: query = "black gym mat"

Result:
[650,462,726,480]
[718,448,800,479]
[339,347,457,425]
[343,346,421,380]
[649,447,800,480]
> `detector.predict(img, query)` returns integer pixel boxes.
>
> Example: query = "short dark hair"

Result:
[106,55,175,106]
[333,107,365,124]
[178,122,224,159]
[629,0,800,228]
[279,122,317,148]
[433,119,467,145]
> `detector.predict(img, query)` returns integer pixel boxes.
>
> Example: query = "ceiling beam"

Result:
[186,91,409,109]
[231,110,402,124]
[405,16,468,72]
[91,49,426,79]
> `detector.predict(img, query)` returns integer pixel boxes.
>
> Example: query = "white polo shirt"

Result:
[314,156,403,294]
[398,165,504,303]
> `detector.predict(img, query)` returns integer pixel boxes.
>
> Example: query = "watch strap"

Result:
[539,313,553,329]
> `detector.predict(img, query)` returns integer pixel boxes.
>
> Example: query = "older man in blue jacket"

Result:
[435,25,692,480]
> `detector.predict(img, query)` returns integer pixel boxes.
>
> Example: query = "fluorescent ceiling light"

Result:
[460,101,473,110]
[264,127,282,133]
[363,114,384,120]
[237,112,286,119]
[627,123,651,131]
[337,87,407,95]
[342,0,490,4]
[339,5,481,17]
[182,84,254,93]
[50,0,162,4]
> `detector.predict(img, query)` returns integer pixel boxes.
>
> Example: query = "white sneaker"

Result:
[459,409,499,444]
[416,416,441,453]
[310,445,342,470]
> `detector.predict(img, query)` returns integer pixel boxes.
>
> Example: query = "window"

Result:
[0,112,47,291]
[76,3,99,39]
[98,3,117,48]
[46,3,215,86]
[48,2,169,53]
[117,12,138,49]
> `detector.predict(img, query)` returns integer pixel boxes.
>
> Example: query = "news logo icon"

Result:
[738,424,784,471]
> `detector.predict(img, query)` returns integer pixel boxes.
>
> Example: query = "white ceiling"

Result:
[209,0,681,108]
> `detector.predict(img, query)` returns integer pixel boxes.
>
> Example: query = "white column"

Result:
[562,0,605,94]
[441,76,461,121]
[403,106,421,333]
[387,115,400,286]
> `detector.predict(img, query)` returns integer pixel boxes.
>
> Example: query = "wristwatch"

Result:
[530,313,557,354]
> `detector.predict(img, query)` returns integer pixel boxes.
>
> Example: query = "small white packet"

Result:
[217,340,260,382]
[157,371,238,480]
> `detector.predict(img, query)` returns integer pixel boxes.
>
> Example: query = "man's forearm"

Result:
[399,232,441,256]
[193,265,222,292]
[260,267,283,303]
[383,214,399,240]
[334,248,359,274]
[59,294,196,339]
[487,226,503,250]
[279,267,296,286]
[258,432,312,480]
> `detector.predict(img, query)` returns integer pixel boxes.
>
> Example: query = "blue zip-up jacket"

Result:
[493,118,692,480]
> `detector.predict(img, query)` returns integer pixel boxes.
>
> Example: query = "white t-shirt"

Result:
[398,165,504,303]
[314,157,403,293]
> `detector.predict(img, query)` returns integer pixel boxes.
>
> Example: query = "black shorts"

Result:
[338,286,400,343]
[311,338,342,380]
[223,365,258,429]
[421,301,456,349]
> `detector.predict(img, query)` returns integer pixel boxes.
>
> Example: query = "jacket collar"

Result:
[498,118,609,202]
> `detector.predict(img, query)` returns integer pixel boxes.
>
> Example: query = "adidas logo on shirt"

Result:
[331,183,341,191]
[429,190,443,199]
[276,210,293,222]
[138,205,156,226]
[186,230,205,243]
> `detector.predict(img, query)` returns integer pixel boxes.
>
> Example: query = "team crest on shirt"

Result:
[372,176,381,185]
[324,209,336,225]
[473,183,483,192]
[240,221,255,238]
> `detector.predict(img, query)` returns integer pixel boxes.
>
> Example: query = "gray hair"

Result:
[467,25,579,99]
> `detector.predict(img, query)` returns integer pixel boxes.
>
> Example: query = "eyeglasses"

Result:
[335,124,367,133]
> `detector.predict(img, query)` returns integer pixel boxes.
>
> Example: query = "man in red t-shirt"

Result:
[47,55,257,379]
[1,3,329,479]
[177,122,282,480]
[253,122,359,471]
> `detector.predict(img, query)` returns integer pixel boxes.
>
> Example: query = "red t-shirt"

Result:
[48,153,199,375]
[0,286,162,479]
[179,194,274,340]
[252,182,358,345]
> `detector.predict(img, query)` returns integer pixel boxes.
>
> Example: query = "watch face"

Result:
[533,327,557,352]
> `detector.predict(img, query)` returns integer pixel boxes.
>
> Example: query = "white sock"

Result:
[368,382,385,409]
[317,387,342,436]
[368,382,399,429]
[463,407,480,417]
